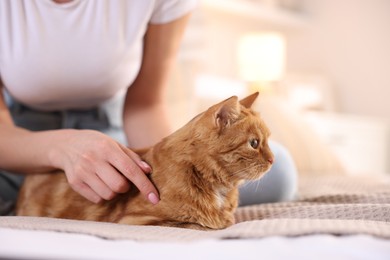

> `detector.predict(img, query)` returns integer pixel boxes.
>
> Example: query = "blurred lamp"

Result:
[238,32,286,92]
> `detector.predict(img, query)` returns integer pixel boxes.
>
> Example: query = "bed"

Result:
[1,98,389,259]
[1,174,389,259]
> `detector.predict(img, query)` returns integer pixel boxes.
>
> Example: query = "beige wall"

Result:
[288,0,390,118]
[171,1,390,173]
[182,0,390,119]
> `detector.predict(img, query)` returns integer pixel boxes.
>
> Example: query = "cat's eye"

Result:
[249,139,259,149]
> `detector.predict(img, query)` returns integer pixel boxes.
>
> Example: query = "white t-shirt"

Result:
[0,0,197,110]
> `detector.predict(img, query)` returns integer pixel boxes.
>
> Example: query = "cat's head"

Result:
[189,92,274,185]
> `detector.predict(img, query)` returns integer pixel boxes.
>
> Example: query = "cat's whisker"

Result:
[239,180,253,189]
[254,177,263,192]
[229,163,268,177]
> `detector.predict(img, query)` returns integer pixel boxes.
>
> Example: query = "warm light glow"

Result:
[238,32,286,82]
[195,74,247,99]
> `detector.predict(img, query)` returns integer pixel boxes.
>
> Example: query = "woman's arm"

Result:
[0,87,13,125]
[0,87,158,204]
[0,87,55,173]
[123,14,191,149]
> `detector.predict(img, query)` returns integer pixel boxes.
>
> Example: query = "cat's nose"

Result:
[267,158,274,164]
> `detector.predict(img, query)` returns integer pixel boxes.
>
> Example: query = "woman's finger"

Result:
[119,144,152,173]
[110,151,160,205]
[96,163,130,194]
[70,180,102,204]
[82,171,116,201]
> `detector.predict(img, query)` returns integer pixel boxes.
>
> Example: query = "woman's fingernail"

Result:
[148,192,159,205]
[141,161,152,172]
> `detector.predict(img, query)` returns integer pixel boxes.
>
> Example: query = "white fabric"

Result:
[0,0,197,110]
[0,228,389,260]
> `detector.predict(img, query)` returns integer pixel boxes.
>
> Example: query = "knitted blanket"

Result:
[0,175,389,241]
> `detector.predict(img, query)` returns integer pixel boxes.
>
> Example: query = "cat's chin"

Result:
[230,162,271,181]
[242,167,272,182]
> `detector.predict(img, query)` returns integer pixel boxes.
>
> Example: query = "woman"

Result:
[0,0,297,215]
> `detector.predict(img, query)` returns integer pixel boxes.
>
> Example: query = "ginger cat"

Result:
[16,92,274,230]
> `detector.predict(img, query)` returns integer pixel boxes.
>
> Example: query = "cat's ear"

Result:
[214,96,241,129]
[239,92,259,108]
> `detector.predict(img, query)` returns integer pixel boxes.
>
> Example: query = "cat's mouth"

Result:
[232,163,272,181]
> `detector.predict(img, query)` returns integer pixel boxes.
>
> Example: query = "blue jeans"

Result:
[0,98,298,214]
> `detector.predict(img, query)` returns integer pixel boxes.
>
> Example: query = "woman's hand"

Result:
[51,129,159,204]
